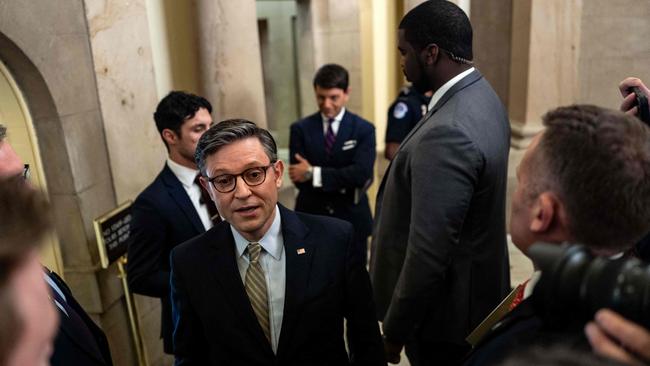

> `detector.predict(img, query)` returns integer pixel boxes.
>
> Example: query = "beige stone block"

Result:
[101,299,138,366]
[326,32,361,70]
[582,0,650,17]
[85,0,164,202]
[32,33,100,117]
[328,0,360,33]
[77,178,119,256]
[59,110,112,193]
[138,299,165,362]
[0,1,87,39]
[310,0,331,34]
[49,193,93,267]
[580,16,650,60]
[32,117,76,195]
[135,293,160,315]
[578,58,635,109]
[97,263,126,309]
[64,270,103,314]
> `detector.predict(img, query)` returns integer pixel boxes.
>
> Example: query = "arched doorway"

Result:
[0,59,63,273]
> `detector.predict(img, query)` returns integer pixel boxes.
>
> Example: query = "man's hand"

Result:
[289,153,311,183]
[585,309,650,365]
[619,77,650,116]
[383,337,403,364]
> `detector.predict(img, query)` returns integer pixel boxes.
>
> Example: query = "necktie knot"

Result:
[247,242,262,263]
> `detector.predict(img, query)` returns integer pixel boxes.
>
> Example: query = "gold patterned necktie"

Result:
[245,242,271,343]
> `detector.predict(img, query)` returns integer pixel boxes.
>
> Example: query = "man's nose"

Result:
[233,175,252,198]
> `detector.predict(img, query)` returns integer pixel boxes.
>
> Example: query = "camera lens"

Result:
[529,243,650,330]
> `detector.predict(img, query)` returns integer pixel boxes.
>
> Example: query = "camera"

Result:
[528,243,650,331]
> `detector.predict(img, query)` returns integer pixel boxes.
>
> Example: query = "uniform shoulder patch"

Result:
[393,102,409,119]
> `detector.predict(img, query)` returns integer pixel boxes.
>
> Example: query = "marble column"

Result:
[509,0,583,149]
[195,0,268,127]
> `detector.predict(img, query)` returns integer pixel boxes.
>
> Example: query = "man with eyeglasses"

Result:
[127,91,214,354]
[0,124,113,366]
[170,119,385,365]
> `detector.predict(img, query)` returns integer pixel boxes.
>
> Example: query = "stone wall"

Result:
[0,1,135,364]
[577,0,650,108]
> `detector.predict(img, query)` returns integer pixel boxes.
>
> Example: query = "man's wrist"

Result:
[303,166,313,181]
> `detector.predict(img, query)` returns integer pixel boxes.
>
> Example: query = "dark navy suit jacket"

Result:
[127,164,206,353]
[49,271,113,366]
[289,110,375,238]
[170,205,385,365]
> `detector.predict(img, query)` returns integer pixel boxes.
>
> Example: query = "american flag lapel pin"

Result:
[297,248,306,255]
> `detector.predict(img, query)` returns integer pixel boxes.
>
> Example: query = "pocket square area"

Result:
[342,140,357,150]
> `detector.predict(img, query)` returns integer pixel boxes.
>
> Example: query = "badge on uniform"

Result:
[342,139,357,151]
[393,102,409,119]
[297,248,306,255]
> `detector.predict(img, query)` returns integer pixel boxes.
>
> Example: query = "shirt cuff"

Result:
[312,166,322,187]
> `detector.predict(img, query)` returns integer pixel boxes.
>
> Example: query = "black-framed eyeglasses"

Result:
[207,163,275,193]
[22,164,30,181]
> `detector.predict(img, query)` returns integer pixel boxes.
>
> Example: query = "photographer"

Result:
[465,105,650,365]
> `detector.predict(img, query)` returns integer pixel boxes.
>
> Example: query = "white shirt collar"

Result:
[166,157,199,188]
[232,205,283,261]
[321,107,346,123]
[427,67,475,112]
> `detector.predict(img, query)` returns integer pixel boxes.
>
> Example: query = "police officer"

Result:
[384,85,432,160]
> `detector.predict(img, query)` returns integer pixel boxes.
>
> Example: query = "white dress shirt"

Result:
[231,205,286,353]
[312,107,346,187]
[427,67,475,111]
[166,158,213,231]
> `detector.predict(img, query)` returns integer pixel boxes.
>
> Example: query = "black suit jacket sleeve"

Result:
[343,224,386,366]
[321,125,375,192]
[170,252,210,365]
[289,122,311,192]
[383,125,482,344]
[128,194,170,297]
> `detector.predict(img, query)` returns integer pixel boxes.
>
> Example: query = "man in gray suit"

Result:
[370,1,511,365]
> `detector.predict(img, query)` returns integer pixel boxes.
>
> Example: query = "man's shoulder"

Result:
[344,110,374,128]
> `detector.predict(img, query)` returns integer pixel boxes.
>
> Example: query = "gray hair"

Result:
[195,119,278,176]
[0,124,6,141]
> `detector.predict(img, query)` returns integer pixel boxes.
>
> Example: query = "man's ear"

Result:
[161,129,178,146]
[273,160,284,188]
[199,175,216,201]
[530,192,570,238]
[423,43,440,65]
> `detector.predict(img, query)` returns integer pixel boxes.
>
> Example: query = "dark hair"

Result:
[313,64,349,90]
[153,91,212,148]
[532,105,650,251]
[0,177,51,282]
[0,124,6,141]
[195,119,278,176]
[399,0,473,62]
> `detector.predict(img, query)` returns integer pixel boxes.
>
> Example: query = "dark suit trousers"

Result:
[406,339,471,366]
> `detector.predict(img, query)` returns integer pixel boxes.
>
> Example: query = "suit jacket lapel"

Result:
[207,224,275,356]
[161,164,205,233]
[47,271,108,365]
[276,205,314,358]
